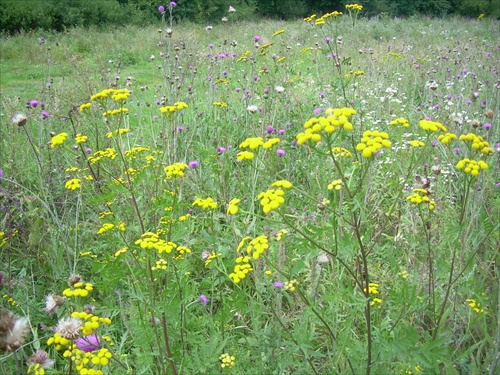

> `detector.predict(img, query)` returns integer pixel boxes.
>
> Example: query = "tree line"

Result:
[0,0,498,34]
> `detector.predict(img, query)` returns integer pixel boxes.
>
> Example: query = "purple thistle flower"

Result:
[324,37,332,43]
[169,2,176,7]
[41,111,50,119]
[76,334,100,352]
[254,35,261,42]
[208,44,214,49]
[313,108,323,115]
[431,140,437,147]
[216,146,226,154]
[266,125,275,134]
[85,148,92,153]
[29,100,39,107]
[276,149,285,157]
[188,160,199,168]
[199,294,208,305]
[158,5,165,12]
[0,169,3,179]
[278,129,285,135]
[453,147,460,154]
[273,281,284,289]
[484,123,492,129]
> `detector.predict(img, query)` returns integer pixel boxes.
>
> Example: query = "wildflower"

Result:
[55,317,82,340]
[229,257,253,283]
[284,279,298,292]
[276,229,288,241]
[356,130,391,158]
[30,100,39,107]
[41,111,50,119]
[258,188,286,213]
[227,198,240,215]
[0,310,30,352]
[199,295,208,305]
[459,133,493,154]
[389,117,410,127]
[371,298,382,306]
[273,281,284,288]
[254,35,261,42]
[437,132,457,145]
[192,197,217,209]
[65,179,81,191]
[50,132,68,148]
[158,5,165,12]
[76,333,100,352]
[276,149,285,156]
[220,353,236,368]
[45,294,64,314]
[11,113,28,126]
[456,158,488,177]
[169,1,176,7]
[228,6,236,13]
[466,298,485,313]
[419,119,447,133]
[164,162,189,178]
[297,107,356,145]
[188,160,199,168]
[328,179,343,190]
[28,349,54,371]
[484,123,492,129]
[409,140,425,147]
[75,134,88,144]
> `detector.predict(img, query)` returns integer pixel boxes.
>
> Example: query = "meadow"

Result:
[0,5,499,375]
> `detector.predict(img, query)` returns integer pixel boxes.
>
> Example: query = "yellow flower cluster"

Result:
[125,146,150,159]
[27,363,45,375]
[284,279,298,292]
[296,107,356,144]
[303,14,316,22]
[164,163,188,178]
[245,236,269,260]
[328,179,342,190]
[407,189,435,210]
[90,88,130,102]
[409,140,425,147]
[237,50,251,62]
[258,189,285,213]
[438,132,457,145]
[227,198,241,215]
[71,311,112,336]
[328,147,352,157]
[97,223,114,235]
[87,148,118,164]
[272,29,285,37]
[152,258,168,271]
[364,282,382,306]
[79,103,92,112]
[114,246,128,257]
[419,119,447,133]
[236,150,255,161]
[47,333,70,350]
[229,255,253,283]
[456,158,488,177]
[192,197,218,209]
[111,89,131,102]
[106,128,130,138]
[466,298,485,313]
[63,282,94,298]
[135,232,178,254]
[75,134,88,144]
[204,251,222,267]
[345,70,364,78]
[65,178,82,190]
[346,4,363,11]
[64,345,113,375]
[51,132,68,148]
[459,133,494,154]
[213,101,227,107]
[314,11,343,25]
[356,130,391,158]
[239,136,281,150]
[103,107,128,117]
[389,118,410,127]
[276,229,288,241]
[159,101,188,114]
[220,353,236,368]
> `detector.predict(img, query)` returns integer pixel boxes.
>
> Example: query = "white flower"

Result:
[11,113,27,126]
[221,17,228,22]
[228,6,236,13]
[150,55,155,60]
[205,25,213,32]
[247,105,259,113]
[45,294,64,314]
[0,311,30,352]
[275,86,285,93]
[55,317,82,340]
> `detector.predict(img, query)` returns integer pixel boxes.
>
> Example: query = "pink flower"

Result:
[158,5,165,12]
[76,334,100,352]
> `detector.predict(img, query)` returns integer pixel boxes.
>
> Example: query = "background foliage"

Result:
[1,0,500,34]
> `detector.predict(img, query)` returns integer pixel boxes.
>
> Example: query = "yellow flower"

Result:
[192,197,218,209]
[258,189,286,213]
[328,179,342,190]
[79,103,92,112]
[236,151,254,161]
[164,163,188,178]
[50,132,68,148]
[227,198,241,215]
[75,134,88,144]
[356,130,391,158]
[65,179,81,190]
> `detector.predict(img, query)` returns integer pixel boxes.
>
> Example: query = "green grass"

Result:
[0,12,499,375]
